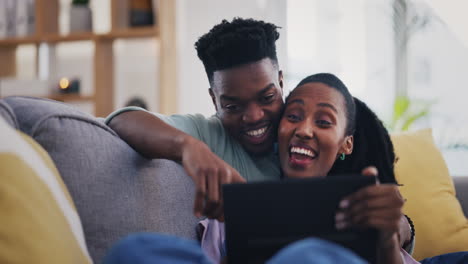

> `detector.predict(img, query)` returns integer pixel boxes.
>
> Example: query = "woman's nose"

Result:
[295,120,314,140]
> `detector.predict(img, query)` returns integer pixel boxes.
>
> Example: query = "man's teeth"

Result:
[246,127,267,137]
[290,147,315,158]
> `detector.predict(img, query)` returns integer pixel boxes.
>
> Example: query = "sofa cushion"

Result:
[0,117,92,264]
[392,129,468,260]
[1,96,199,263]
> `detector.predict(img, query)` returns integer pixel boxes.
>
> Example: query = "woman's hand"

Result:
[335,166,404,263]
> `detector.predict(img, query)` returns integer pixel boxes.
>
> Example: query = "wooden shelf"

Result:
[43,32,95,43]
[0,0,176,117]
[98,26,159,40]
[0,94,94,102]
[0,36,40,46]
[0,27,159,46]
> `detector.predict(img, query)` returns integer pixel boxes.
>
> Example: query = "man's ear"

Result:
[209,88,218,111]
[278,70,284,93]
[340,135,354,155]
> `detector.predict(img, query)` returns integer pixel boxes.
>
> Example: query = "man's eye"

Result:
[260,94,275,104]
[225,104,240,111]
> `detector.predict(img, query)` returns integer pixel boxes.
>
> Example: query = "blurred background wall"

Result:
[3,0,468,175]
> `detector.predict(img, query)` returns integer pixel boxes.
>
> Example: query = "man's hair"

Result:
[291,73,397,184]
[195,17,280,84]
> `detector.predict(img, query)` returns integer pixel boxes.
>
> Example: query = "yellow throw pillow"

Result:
[392,128,468,260]
[0,118,92,264]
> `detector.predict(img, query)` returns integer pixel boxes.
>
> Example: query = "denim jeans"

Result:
[102,233,366,264]
[420,251,468,264]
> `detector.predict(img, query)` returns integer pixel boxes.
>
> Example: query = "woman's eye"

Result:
[287,114,301,122]
[316,120,332,126]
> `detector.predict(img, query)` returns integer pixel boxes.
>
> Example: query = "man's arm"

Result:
[108,110,246,220]
[108,109,189,160]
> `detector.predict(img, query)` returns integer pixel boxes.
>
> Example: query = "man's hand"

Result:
[107,111,246,221]
[181,136,246,221]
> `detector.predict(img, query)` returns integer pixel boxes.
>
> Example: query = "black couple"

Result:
[103,18,467,264]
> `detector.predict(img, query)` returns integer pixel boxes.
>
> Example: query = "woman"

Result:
[104,73,417,264]
[277,73,413,263]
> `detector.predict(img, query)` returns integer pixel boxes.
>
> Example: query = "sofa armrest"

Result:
[0,100,18,128]
[453,176,468,217]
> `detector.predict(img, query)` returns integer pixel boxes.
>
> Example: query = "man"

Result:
[106,18,284,220]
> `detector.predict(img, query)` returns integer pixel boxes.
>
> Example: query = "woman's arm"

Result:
[377,233,404,264]
[336,167,405,264]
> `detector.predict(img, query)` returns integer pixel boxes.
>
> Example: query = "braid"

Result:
[329,97,397,184]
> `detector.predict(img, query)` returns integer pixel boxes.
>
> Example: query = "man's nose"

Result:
[242,103,265,124]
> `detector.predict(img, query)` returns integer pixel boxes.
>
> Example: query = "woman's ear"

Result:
[340,135,354,155]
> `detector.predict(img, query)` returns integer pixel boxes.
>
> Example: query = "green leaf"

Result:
[401,109,429,131]
[391,96,410,128]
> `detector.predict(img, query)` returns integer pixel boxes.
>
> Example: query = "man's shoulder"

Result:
[184,113,221,124]
[161,113,230,145]
[170,113,224,131]
[151,112,220,128]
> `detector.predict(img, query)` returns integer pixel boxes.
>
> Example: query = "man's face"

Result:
[210,58,284,156]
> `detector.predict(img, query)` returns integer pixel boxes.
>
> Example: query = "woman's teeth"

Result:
[290,147,315,158]
[246,126,267,137]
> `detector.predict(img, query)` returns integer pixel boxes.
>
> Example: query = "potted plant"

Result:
[388,95,434,132]
[70,0,92,33]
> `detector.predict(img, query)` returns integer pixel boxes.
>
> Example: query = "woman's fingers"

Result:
[361,166,378,177]
[336,208,401,231]
[336,184,404,233]
[341,184,402,207]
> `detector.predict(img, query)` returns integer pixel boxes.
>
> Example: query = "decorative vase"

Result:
[129,0,154,27]
[0,1,8,38]
[1,0,17,38]
[16,0,35,37]
[152,0,158,25]
[70,5,92,33]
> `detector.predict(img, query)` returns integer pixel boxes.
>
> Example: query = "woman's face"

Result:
[278,82,353,178]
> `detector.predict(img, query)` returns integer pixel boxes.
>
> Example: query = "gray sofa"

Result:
[1,96,467,263]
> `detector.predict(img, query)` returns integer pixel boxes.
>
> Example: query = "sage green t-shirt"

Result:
[106,107,281,182]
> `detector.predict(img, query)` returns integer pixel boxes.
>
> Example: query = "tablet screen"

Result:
[223,175,377,264]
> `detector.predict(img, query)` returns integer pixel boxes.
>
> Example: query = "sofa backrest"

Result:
[0,96,199,263]
[453,176,468,216]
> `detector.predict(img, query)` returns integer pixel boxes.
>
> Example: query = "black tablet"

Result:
[223,175,378,264]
